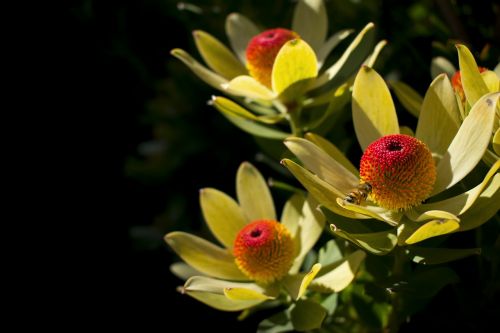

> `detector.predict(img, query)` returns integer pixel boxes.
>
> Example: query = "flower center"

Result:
[233,220,295,284]
[246,28,299,89]
[359,134,436,210]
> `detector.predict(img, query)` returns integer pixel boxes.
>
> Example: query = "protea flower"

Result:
[282,66,499,254]
[171,0,385,138]
[165,162,365,313]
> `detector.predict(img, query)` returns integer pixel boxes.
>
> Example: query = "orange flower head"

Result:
[246,28,299,88]
[359,134,436,210]
[233,220,294,284]
[451,67,487,103]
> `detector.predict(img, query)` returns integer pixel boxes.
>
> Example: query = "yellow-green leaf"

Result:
[225,13,260,64]
[310,250,366,292]
[283,263,322,300]
[317,29,354,68]
[290,196,326,273]
[458,177,500,232]
[281,193,306,238]
[271,39,318,97]
[171,48,227,90]
[313,23,375,89]
[418,160,499,215]
[281,159,369,220]
[432,92,500,195]
[284,137,359,194]
[493,128,500,155]
[236,162,276,221]
[292,0,327,53]
[352,66,399,150]
[404,219,460,245]
[183,276,265,311]
[165,232,247,280]
[224,288,273,301]
[224,75,276,100]
[416,74,461,162]
[200,188,247,249]
[193,30,247,79]
[212,96,290,139]
[291,300,327,331]
[406,209,459,223]
[482,70,500,93]
[390,81,423,117]
[304,133,359,176]
[456,44,490,107]
[330,224,397,255]
[363,40,387,68]
[336,198,402,226]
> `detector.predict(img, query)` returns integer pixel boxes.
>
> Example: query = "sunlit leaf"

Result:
[456,44,490,107]
[272,39,318,98]
[165,232,247,280]
[171,48,227,90]
[200,188,247,249]
[193,30,247,79]
[329,224,397,255]
[352,66,399,150]
[316,29,353,67]
[404,219,459,245]
[224,75,276,100]
[237,162,276,221]
[311,250,366,292]
[416,74,460,162]
[283,263,322,300]
[432,92,499,195]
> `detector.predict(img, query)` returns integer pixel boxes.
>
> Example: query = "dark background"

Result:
[67,0,499,331]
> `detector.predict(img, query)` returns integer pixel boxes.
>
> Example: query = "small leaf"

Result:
[281,159,369,220]
[200,188,247,249]
[291,300,327,331]
[313,23,375,90]
[283,263,322,300]
[493,128,500,155]
[482,70,500,94]
[271,39,318,98]
[170,262,204,280]
[292,0,327,53]
[330,224,397,255]
[415,74,460,162]
[284,137,359,194]
[409,247,481,265]
[257,310,294,333]
[225,13,260,64]
[183,276,266,311]
[317,29,354,67]
[280,193,306,238]
[171,48,227,90]
[236,162,276,222]
[337,198,403,226]
[224,288,273,301]
[304,133,359,176]
[430,56,456,79]
[404,219,460,245]
[456,44,490,107]
[417,161,499,216]
[212,96,290,139]
[224,75,276,100]
[432,92,499,195]
[363,40,387,68]
[165,232,247,280]
[352,66,399,150]
[318,239,343,266]
[390,80,423,117]
[193,30,247,79]
[311,250,366,292]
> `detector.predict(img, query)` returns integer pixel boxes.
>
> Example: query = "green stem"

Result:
[386,247,406,333]
[287,102,303,137]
